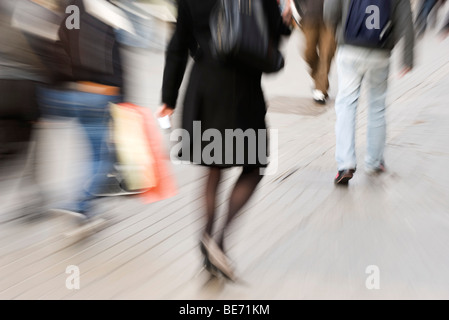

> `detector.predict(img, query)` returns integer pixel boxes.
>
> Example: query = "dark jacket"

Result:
[56,0,124,88]
[162,0,289,108]
[324,0,414,68]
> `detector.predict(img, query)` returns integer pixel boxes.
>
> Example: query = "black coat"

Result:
[162,0,289,167]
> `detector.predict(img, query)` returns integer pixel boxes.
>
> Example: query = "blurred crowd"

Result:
[1,0,449,283]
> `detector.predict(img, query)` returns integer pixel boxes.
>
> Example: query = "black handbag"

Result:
[209,0,284,73]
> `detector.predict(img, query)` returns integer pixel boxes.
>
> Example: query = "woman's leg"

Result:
[217,166,263,251]
[204,166,222,236]
[201,166,262,281]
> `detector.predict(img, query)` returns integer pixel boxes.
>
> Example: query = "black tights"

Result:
[204,166,263,252]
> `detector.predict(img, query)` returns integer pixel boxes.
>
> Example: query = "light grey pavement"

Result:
[1,18,449,300]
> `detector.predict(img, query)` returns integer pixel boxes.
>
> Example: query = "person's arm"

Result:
[159,0,194,116]
[394,0,415,73]
[323,0,343,32]
[48,17,74,83]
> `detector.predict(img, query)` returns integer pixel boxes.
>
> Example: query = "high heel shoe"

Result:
[201,233,237,282]
[200,240,218,276]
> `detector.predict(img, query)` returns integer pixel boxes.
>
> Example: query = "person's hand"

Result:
[399,67,412,78]
[281,0,293,26]
[157,104,174,118]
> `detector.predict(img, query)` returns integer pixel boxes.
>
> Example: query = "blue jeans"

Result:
[334,46,390,172]
[37,86,122,213]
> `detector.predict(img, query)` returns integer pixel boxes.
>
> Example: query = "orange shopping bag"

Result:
[112,103,177,204]
[110,102,157,192]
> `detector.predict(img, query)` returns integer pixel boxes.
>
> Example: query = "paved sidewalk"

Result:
[1,28,449,300]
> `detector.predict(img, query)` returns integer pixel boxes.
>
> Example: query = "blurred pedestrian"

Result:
[158,0,291,281]
[293,0,336,104]
[0,0,63,217]
[37,0,138,220]
[324,0,415,185]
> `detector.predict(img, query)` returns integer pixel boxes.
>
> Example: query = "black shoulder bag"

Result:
[209,0,285,73]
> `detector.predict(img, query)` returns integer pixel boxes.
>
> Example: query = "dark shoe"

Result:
[201,233,237,282]
[334,169,356,185]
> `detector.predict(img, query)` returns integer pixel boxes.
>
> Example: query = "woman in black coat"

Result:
[158,0,291,281]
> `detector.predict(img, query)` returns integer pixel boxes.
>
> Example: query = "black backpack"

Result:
[209,0,284,73]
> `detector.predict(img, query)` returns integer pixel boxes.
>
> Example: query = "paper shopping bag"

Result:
[112,103,177,203]
[110,102,158,192]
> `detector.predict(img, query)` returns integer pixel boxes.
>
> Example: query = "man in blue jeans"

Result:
[324,0,415,185]
[38,87,124,216]
[37,0,136,219]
